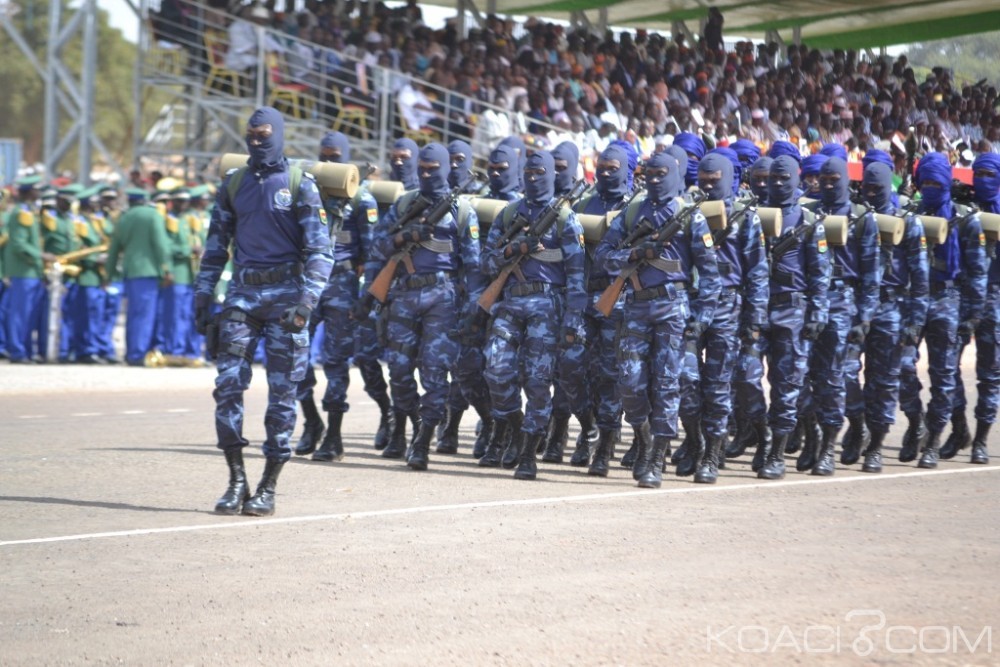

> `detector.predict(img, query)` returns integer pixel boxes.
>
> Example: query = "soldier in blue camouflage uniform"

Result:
[293,131,393,463]
[758,155,831,480]
[938,153,1000,464]
[194,107,333,516]
[595,151,721,488]
[368,143,484,471]
[480,150,586,480]
[800,156,880,476]
[898,152,988,468]
[684,152,769,483]
[851,161,929,472]
[389,138,420,190]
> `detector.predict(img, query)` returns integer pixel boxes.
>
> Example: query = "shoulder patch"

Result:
[165,215,179,234]
[817,238,828,253]
[470,224,479,240]
[920,236,927,250]
[367,208,378,224]
[579,233,585,248]
[760,232,766,248]
[74,220,89,238]
[18,210,34,227]
[41,211,57,232]
[980,232,986,247]
[319,208,328,226]
[702,232,714,248]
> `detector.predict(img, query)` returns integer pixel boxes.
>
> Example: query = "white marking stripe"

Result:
[18,415,46,419]
[1,465,997,548]
[166,409,192,413]
[120,410,145,415]
[71,412,102,417]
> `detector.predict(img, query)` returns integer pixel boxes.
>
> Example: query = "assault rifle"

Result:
[595,191,706,317]
[367,176,474,303]
[476,179,592,312]
[713,194,757,244]
[770,210,828,261]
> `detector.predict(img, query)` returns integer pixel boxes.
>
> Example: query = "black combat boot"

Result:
[610,428,621,460]
[480,411,522,467]
[971,420,991,464]
[917,430,942,469]
[785,419,803,454]
[861,426,887,473]
[726,414,759,459]
[811,424,839,476]
[795,413,820,472]
[840,414,869,465]
[758,432,788,480]
[382,408,413,459]
[373,395,394,450]
[515,432,544,480]
[675,418,704,477]
[214,449,251,515]
[293,397,325,456]
[899,412,927,463]
[542,413,570,463]
[569,411,598,467]
[407,420,438,471]
[671,428,690,465]
[631,421,653,482]
[436,408,463,455]
[938,410,971,460]
[750,418,772,473]
[312,411,345,462]
[637,435,671,488]
[471,400,493,460]
[620,438,639,469]
[587,428,616,477]
[694,434,724,484]
[242,459,285,517]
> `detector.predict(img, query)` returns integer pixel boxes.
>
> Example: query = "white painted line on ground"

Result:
[120,410,145,415]
[1,465,997,548]
[17,415,47,419]
[165,408,192,413]
[70,413,102,417]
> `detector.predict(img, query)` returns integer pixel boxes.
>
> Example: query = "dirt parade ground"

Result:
[1,349,998,666]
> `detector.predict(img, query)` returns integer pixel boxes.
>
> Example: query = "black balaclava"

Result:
[665,144,690,187]
[319,131,351,163]
[645,152,682,206]
[819,156,850,211]
[246,106,285,171]
[973,152,1000,214]
[749,156,774,202]
[499,135,527,189]
[417,143,451,198]
[597,145,629,202]
[673,132,706,187]
[698,152,734,205]
[862,162,894,214]
[391,138,420,190]
[524,151,555,205]
[487,145,520,197]
[552,141,579,196]
[768,155,800,209]
[447,140,473,189]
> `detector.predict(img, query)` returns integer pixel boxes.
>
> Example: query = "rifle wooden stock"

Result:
[595,273,629,317]
[477,263,515,312]
[367,255,400,303]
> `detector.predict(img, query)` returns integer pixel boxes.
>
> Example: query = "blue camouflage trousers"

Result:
[767,295,812,436]
[214,279,310,461]
[384,276,459,425]
[680,289,742,438]
[485,288,562,435]
[617,289,689,438]
[808,285,856,429]
[899,287,960,432]
[553,293,624,429]
[734,332,769,421]
[860,297,903,428]
[951,283,1000,425]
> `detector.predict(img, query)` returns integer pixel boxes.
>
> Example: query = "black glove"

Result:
[194,294,213,336]
[393,224,433,247]
[684,318,707,339]
[279,304,312,333]
[847,321,870,345]
[629,240,661,262]
[958,319,979,345]
[900,325,923,348]
[351,293,375,322]
[504,234,539,259]
[803,321,825,341]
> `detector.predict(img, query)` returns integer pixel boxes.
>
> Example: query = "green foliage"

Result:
[904,31,1000,87]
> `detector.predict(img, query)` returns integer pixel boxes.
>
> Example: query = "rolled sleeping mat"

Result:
[469,197,509,228]
[875,213,905,246]
[578,211,619,244]
[822,215,851,246]
[367,180,406,207]
[219,153,360,199]
[758,207,783,238]
[980,211,1000,242]
[700,200,728,231]
[920,215,948,245]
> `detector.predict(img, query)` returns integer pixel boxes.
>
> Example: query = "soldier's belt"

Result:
[237,262,303,286]
[587,276,612,292]
[395,270,455,290]
[505,281,561,298]
[529,248,563,263]
[418,238,455,254]
[647,257,682,273]
[627,281,686,303]
[770,291,804,307]
[333,230,353,245]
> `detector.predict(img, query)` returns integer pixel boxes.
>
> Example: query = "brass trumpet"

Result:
[46,244,109,277]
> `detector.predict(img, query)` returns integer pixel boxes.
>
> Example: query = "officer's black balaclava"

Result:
[524,151,555,205]
[768,155,800,209]
[246,106,285,170]
[749,156,773,203]
[862,162,894,214]
[391,138,420,190]
[488,145,520,197]
[319,131,351,163]
[597,145,629,202]
[447,140,473,189]
[552,141,579,196]
[417,143,451,198]
[698,152,734,204]
[819,156,850,210]
[499,135,527,189]
[673,132,706,188]
[645,152,682,206]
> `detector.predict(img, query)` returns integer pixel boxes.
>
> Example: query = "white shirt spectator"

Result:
[225,18,284,72]
[398,82,436,130]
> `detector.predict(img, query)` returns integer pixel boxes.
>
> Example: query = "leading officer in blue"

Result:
[195,107,333,516]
